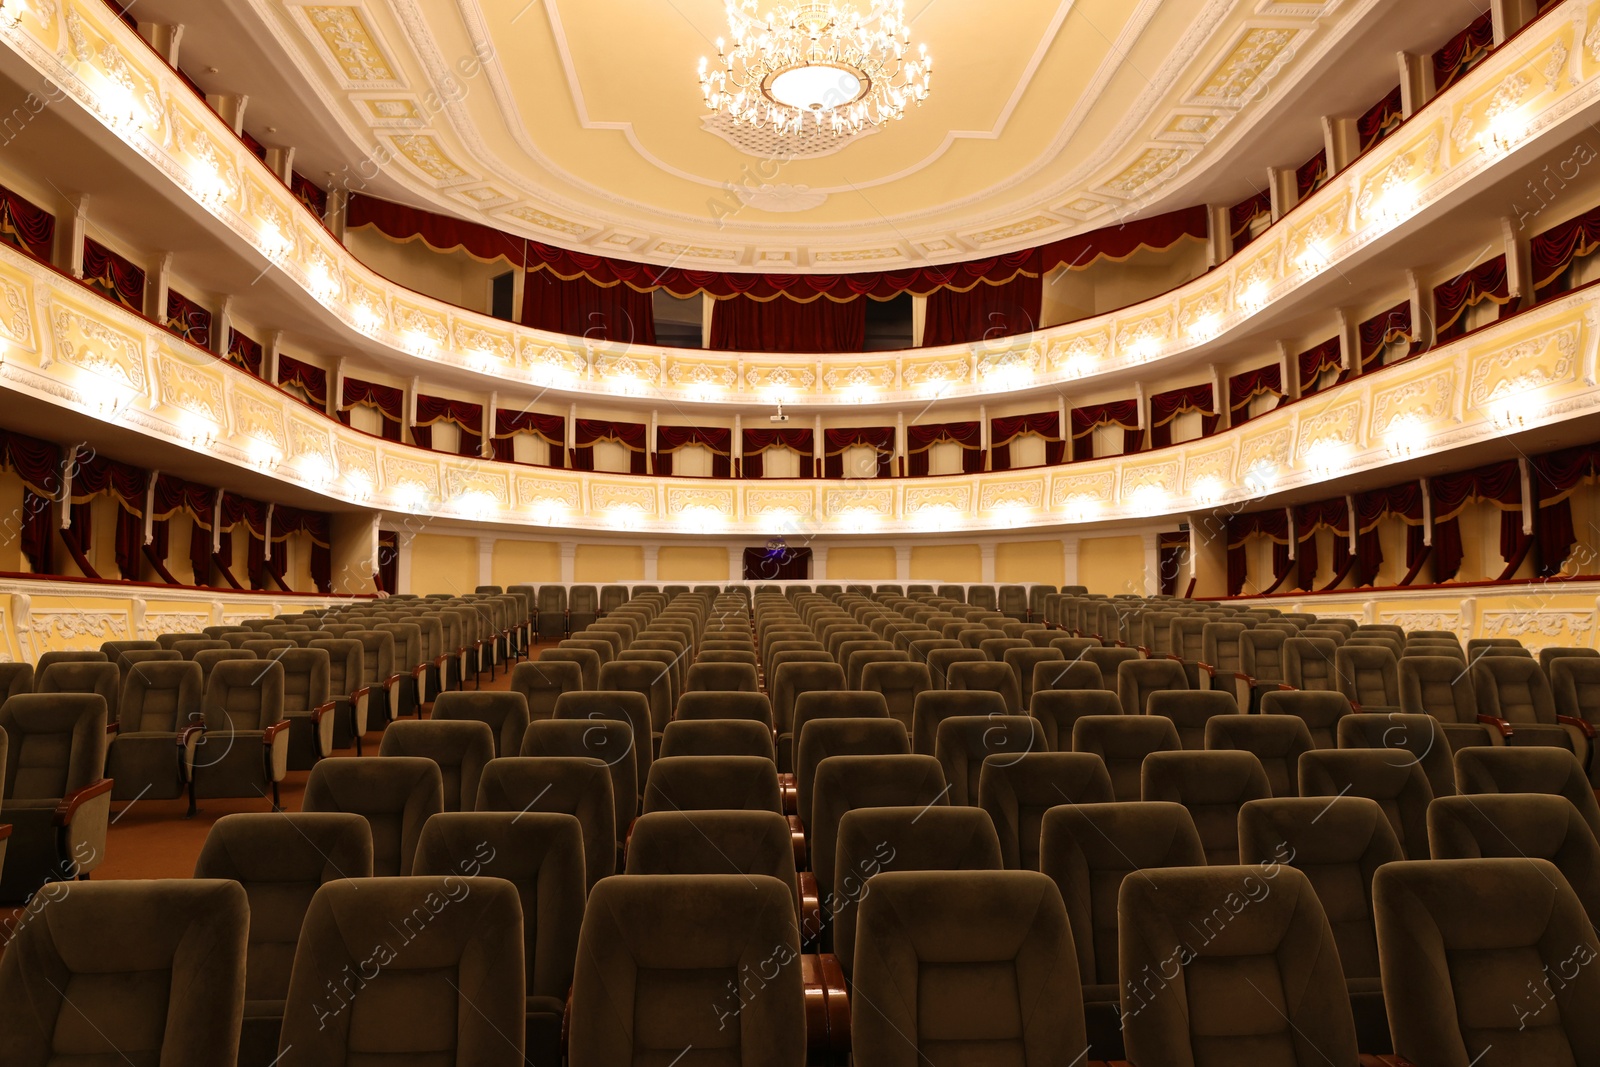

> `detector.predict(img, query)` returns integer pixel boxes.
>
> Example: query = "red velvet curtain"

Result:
[921,273,1042,347]
[1227,510,1292,596]
[1069,401,1140,462]
[1230,191,1272,253]
[291,172,328,219]
[989,412,1064,471]
[82,238,145,313]
[1354,483,1426,587]
[493,409,565,467]
[353,192,1206,302]
[226,328,263,378]
[1531,443,1600,576]
[164,289,212,349]
[1433,10,1494,94]
[272,505,333,593]
[709,294,866,353]
[0,430,61,575]
[1430,460,1523,581]
[278,355,328,409]
[151,474,216,584]
[1296,150,1329,200]
[1228,365,1282,424]
[521,269,657,344]
[1433,255,1513,342]
[1358,87,1404,153]
[414,395,483,456]
[219,493,268,590]
[572,420,648,474]
[1297,337,1342,394]
[740,427,814,479]
[905,422,983,477]
[654,426,731,478]
[376,530,399,595]
[1148,385,1217,448]
[824,427,894,479]
[69,449,146,580]
[1158,532,1188,596]
[1358,301,1415,370]
[1295,499,1351,591]
[1531,207,1600,302]
[340,378,403,441]
[0,184,55,262]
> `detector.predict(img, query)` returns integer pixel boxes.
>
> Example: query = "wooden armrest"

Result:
[55,778,114,824]
[1359,1057,1421,1067]
[0,823,11,842]
[788,814,808,871]
[1351,701,1365,714]
[351,685,373,702]
[383,673,405,688]
[1558,715,1596,738]
[1277,683,1297,692]
[311,701,337,724]
[1198,662,1217,675]
[105,722,119,735]
[798,871,822,945]
[817,952,851,1059]
[801,953,829,1058]
[262,721,292,744]
[178,724,206,747]
[1478,714,1515,738]
[560,987,572,1062]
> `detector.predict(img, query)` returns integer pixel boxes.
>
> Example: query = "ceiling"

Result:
[128,0,1471,270]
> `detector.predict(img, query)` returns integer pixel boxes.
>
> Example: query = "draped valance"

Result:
[1358,87,1404,153]
[1296,150,1329,200]
[339,377,404,441]
[1229,191,1272,251]
[1531,207,1600,301]
[906,422,983,477]
[1433,10,1494,94]
[823,427,894,479]
[82,238,145,313]
[1228,365,1282,420]
[0,184,54,262]
[989,412,1063,472]
[226,328,263,378]
[1358,301,1414,370]
[414,395,482,456]
[1434,255,1512,338]
[278,355,328,409]
[1297,337,1342,393]
[164,289,212,349]
[1149,384,1217,448]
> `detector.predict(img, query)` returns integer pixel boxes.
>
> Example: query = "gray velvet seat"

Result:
[302,756,442,876]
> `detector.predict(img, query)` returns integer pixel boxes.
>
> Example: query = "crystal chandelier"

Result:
[698,1,932,137]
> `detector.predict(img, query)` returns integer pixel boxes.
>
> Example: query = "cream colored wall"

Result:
[406,533,477,596]
[659,546,731,581]
[910,544,981,582]
[1078,535,1146,595]
[1042,242,1207,327]
[346,229,506,315]
[995,540,1064,586]
[826,547,897,580]
[493,539,562,586]
[331,513,379,595]
[574,544,644,582]
[0,469,27,573]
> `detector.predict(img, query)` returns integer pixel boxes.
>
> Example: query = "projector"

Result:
[770,413,791,423]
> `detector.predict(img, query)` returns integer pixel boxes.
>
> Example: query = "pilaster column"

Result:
[1142,532,1162,597]
[57,193,89,277]
[405,376,420,447]
[1061,536,1080,589]
[895,545,911,582]
[205,93,249,136]
[395,532,416,596]
[476,537,495,590]
[642,545,659,582]
[148,251,172,323]
[559,542,577,585]
[980,544,997,585]
[728,545,743,582]
[812,545,828,581]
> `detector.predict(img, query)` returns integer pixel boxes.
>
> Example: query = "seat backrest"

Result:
[1239,795,1401,985]
[1039,801,1205,986]
[193,812,373,1005]
[642,755,781,814]
[301,756,442,876]
[1240,628,1288,684]
[274,648,330,715]
[1398,655,1477,723]
[944,660,1023,714]
[796,717,910,830]
[118,660,202,733]
[1147,689,1238,750]
[1141,750,1270,864]
[1453,746,1600,840]
[1335,644,1400,708]
[685,661,759,693]
[1201,622,1247,674]
[1069,715,1182,801]
[1283,636,1340,691]
[658,719,775,760]
[432,691,530,759]
[567,875,802,1067]
[378,719,495,812]
[520,717,636,841]
[202,660,284,734]
[911,689,1008,756]
[1472,655,1559,725]
[282,877,525,1067]
[1028,688,1119,752]
[0,693,107,802]
[540,647,601,691]
[1299,749,1433,859]
[0,879,249,1063]
[624,810,799,921]
[1261,689,1352,749]
[977,752,1112,870]
[509,660,583,722]
[810,754,948,901]
[413,811,585,1002]
[1550,656,1600,724]
[1119,865,1360,1066]
[474,756,616,890]
[1428,793,1600,924]
[35,661,120,723]
[309,639,363,699]
[1336,712,1455,800]
[861,661,931,731]
[599,660,673,734]
[1374,858,1600,1066]
[932,714,1044,806]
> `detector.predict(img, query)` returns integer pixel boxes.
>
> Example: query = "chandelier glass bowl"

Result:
[698,0,933,137]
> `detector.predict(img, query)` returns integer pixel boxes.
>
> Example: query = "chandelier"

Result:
[698,1,932,137]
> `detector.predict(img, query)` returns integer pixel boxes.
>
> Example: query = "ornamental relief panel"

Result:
[1238,426,1292,472]
[979,479,1044,511]
[21,610,129,659]
[744,487,816,519]
[452,322,513,362]
[1371,368,1458,436]
[233,393,287,447]
[45,304,147,394]
[334,440,379,485]
[1047,331,1112,374]
[1122,458,1180,495]
[975,345,1042,379]
[1354,127,1443,224]
[513,475,580,510]
[1467,325,1580,406]
[287,419,333,462]
[665,360,738,390]
[590,483,657,515]
[1481,610,1595,640]
[901,356,969,388]
[1050,470,1116,507]
[823,486,895,517]
[520,343,587,379]
[443,468,509,505]
[593,352,662,385]
[0,266,35,347]
[743,363,817,393]
[1176,283,1229,334]
[1287,193,1351,263]
[141,612,211,639]
[155,354,223,423]
[391,301,449,347]
[904,485,973,514]
[1382,611,1463,634]
[1294,400,1363,458]
[381,455,440,495]
[666,485,735,517]
[1115,311,1173,357]
[1183,444,1236,491]
[821,363,896,392]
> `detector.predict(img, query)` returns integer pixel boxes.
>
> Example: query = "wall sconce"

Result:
[179,413,218,450]
[1062,494,1101,524]
[1192,475,1223,506]
[1303,439,1348,477]
[1,1,26,29]
[1242,459,1278,496]
[1128,483,1169,516]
